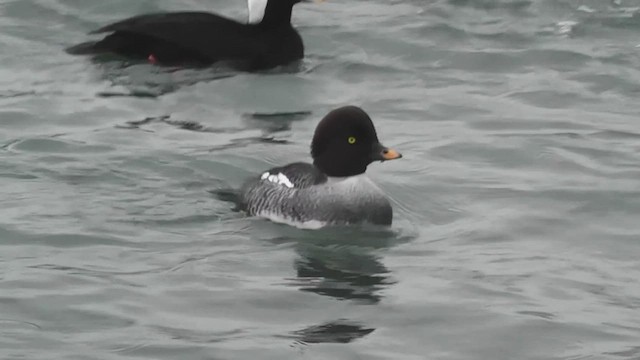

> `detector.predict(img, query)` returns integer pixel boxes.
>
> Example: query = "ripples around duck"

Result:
[2,0,640,359]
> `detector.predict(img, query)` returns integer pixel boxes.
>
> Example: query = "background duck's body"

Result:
[66,0,306,70]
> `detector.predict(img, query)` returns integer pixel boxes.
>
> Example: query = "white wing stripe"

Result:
[260,172,294,188]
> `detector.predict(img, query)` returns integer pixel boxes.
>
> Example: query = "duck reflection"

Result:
[93,60,238,98]
[293,242,393,304]
[282,230,395,344]
[90,56,308,98]
[242,111,312,134]
[291,319,375,345]
[265,225,399,305]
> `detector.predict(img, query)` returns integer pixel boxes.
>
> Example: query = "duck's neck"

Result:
[326,174,367,183]
[258,1,294,29]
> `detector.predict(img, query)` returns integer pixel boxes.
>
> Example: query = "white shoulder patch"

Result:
[261,172,294,188]
[248,0,268,24]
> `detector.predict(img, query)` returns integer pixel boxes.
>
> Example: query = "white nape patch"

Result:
[260,172,294,188]
[248,0,268,24]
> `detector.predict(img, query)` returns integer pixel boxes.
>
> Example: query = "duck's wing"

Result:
[239,162,327,219]
[258,162,327,189]
[89,11,263,60]
[239,162,324,216]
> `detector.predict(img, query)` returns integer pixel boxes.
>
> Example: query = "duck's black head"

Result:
[250,0,314,27]
[311,106,402,177]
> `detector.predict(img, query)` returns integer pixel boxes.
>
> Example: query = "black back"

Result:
[66,1,305,70]
[263,162,328,188]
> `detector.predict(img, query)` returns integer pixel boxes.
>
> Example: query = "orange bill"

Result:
[381,147,402,160]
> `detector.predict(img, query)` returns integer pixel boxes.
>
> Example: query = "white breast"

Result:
[248,0,268,24]
[325,175,384,194]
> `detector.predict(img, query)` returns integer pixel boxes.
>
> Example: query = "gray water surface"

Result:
[2,0,640,359]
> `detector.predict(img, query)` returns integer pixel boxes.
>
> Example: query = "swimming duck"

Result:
[239,106,402,228]
[65,0,313,70]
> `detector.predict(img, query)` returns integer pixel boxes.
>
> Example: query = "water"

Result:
[2,0,640,358]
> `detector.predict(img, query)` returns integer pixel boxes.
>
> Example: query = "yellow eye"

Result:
[348,136,356,144]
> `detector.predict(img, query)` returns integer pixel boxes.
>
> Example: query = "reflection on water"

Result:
[275,227,404,344]
[293,243,393,304]
[86,55,311,97]
[281,226,400,304]
[89,59,239,97]
[291,320,375,345]
[242,111,313,134]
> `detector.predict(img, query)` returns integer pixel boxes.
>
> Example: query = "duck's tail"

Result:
[65,40,105,55]
[208,188,243,211]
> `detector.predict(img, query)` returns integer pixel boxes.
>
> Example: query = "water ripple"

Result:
[1,0,640,359]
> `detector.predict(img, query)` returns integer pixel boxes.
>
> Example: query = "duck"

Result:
[65,0,315,70]
[239,106,402,228]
